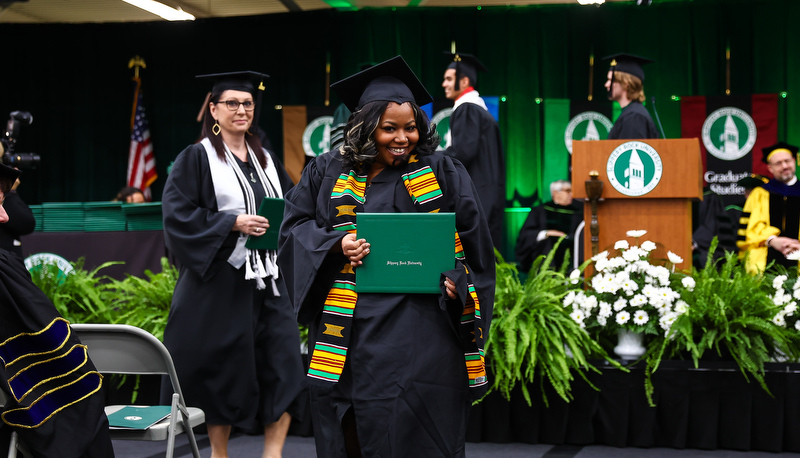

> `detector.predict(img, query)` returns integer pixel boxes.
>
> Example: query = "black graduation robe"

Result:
[0,192,35,259]
[161,142,304,429]
[0,249,113,458]
[442,99,506,250]
[278,151,495,457]
[608,101,659,140]
[515,200,584,272]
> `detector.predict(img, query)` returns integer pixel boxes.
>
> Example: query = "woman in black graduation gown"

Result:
[161,72,304,458]
[278,56,495,457]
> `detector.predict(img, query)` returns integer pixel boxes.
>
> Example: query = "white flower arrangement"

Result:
[564,234,691,336]
[769,274,800,331]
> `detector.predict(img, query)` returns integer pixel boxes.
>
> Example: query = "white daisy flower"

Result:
[641,240,657,252]
[627,230,647,238]
[569,269,581,284]
[592,250,609,262]
[773,314,787,327]
[674,300,689,314]
[774,275,789,290]
[570,310,586,326]
[787,250,800,261]
[615,240,630,250]
[667,251,683,264]
[630,294,648,307]
[682,277,696,291]
[563,290,577,307]
[616,311,631,325]
[659,312,678,331]
[633,310,649,325]
[599,302,613,318]
[795,320,800,331]
[613,297,628,311]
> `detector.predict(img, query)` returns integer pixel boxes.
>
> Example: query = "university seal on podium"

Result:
[606,141,663,197]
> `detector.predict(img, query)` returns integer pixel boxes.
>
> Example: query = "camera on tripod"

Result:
[1,111,40,169]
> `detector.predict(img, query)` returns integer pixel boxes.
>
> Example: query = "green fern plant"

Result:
[486,246,624,407]
[645,239,800,402]
[29,258,121,324]
[109,257,178,340]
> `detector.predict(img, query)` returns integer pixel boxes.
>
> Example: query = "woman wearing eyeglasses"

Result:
[162,71,304,458]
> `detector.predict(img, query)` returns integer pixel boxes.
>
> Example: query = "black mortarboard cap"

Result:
[330,56,432,112]
[761,141,799,164]
[603,53,654,82]
[196,71,270,128]
[737,174,768,190]
[444,52,488,89]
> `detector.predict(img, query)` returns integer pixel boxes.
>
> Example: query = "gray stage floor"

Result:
[112,434,800,457]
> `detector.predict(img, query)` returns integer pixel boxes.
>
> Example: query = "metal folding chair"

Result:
[70,323,205,458]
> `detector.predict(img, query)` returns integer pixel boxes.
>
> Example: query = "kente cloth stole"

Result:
[307,155,487,389]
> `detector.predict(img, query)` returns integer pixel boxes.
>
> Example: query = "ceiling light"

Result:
[577,0,605,4]
[122,0,195,21]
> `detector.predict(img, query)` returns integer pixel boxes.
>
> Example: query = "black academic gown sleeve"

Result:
[0,250,113,458]
[278,152,348,325]
[162,143,239,281]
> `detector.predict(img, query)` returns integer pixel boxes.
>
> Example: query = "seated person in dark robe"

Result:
[515,179,584,272]
[0,164,114,457]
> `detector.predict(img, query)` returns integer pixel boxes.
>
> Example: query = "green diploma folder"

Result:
[245,197,285,250]
[355,212,455,294]
[106,405,172,430]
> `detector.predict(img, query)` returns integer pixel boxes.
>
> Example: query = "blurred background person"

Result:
[112,186,145,203]
[515,179,583,272]
[161,71,304,458]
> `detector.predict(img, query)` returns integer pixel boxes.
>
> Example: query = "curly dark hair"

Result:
[340,100,440,170]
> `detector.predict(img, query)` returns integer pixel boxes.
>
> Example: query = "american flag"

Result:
[127,76,157,200]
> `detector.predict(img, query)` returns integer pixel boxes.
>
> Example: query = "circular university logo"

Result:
[701,107,757,161]
[606,141,664,197]
[564,111,614,154]
[24,252,74,284]
[432,108,453,151]
[302,116,334,157]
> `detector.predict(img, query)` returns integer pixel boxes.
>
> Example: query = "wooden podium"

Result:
[572,139,702,268]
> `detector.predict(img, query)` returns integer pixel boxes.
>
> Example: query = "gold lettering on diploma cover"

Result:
[323,324,345,338]
[336,205,357,217]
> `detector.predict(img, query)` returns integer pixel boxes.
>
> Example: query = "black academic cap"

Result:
[737,174,768,190]
[444,51,488,87]
[195,70,270,95]
[761,141,799,164]
[603,53,654,82]
[196,71,270,127]
[330,56,432,112]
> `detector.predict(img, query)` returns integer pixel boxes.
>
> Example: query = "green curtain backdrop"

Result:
[0,0,798,258]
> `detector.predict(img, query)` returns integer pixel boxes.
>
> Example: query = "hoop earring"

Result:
[212,122,221,136]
